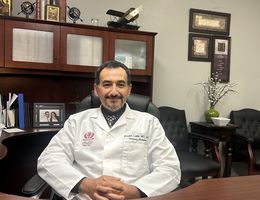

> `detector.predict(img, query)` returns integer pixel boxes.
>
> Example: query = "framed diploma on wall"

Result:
[188,33,212,62]
[189,8,231,36]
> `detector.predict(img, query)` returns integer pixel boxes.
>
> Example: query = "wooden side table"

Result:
[190,122,238,177]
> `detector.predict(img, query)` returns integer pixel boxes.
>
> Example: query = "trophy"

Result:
[17,1,35,18]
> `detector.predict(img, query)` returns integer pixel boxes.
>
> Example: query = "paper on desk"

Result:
[6,93,18,128]
[3,128,25,133]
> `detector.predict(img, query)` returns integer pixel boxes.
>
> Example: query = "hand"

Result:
[79,176,141,200]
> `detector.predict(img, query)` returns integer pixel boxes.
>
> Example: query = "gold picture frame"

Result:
[46,5,60,22]
[0,0,11,16]
[189,8,231,36]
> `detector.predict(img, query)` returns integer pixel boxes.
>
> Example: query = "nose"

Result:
[110,83,119,95]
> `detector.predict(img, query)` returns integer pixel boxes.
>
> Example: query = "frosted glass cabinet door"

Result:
[12,29,53,63]
[67,34,103,67]
[115,39,146,70]
[5,20,60,70]
[109,32,156,76]
[60,26,109,73]
[0,19,4,67]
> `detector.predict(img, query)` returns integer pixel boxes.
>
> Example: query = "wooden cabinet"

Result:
[0,16,157,117]
[0,19,4,67]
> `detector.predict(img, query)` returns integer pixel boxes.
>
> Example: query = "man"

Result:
[41,111,50,122]
[37,60,181,200]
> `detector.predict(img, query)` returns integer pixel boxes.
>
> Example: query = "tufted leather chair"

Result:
[158,106,221,186]
[230,108,260,175]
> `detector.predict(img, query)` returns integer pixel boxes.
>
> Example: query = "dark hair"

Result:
[95,60,131,85]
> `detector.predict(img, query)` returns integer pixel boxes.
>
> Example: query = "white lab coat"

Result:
[37,104,181,200]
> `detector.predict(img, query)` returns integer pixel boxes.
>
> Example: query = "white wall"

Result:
[13,0,260,123]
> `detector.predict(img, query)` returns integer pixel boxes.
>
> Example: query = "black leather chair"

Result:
[0,131,57,196]
[21,92,160,198]
[158,106,221,187]
[230,108,260,175]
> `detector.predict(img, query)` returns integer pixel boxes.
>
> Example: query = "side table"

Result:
[190,122,238,177]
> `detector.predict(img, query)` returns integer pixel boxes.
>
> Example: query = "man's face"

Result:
[94,67,132,112]
[45,112,50,118]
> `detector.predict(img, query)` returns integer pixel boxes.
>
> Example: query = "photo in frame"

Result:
[189,8,231,36]
[33,103,65,128]
[188,33,212,62]
[211,36,231,83]
[46,4,60,22]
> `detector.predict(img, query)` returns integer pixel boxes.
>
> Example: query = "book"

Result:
[35,0,41,19]
[18,93,25,129]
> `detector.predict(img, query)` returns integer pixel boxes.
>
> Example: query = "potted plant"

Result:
[198,73,238,123]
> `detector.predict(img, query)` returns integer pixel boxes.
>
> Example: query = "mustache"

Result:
[105,95,122,100]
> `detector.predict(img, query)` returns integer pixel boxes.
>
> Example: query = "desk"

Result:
[190,122,238,177]
[1,175,260,200]
[0,129,59,195]
[148,175,260,200]
[0,193,35,200]
[0,128,59,160]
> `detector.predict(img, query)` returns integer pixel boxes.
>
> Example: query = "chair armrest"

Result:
[189,132,220,145]
[236,132,254,143]
[22,174,48,198]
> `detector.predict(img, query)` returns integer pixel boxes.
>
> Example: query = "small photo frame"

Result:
[188,33,212,62]
[211,36,231,83]
[46,5,60,22]
[189,8,231,35]
[33,103,65,128]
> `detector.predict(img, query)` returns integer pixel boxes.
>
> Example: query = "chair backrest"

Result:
[158,106,190,152]
[230,108,260,148]
[77,92,160,119]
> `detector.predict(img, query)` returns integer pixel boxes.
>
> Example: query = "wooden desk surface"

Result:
[147,175,260,200]
[0,128,59,159]
[1,175,260,200]
[0,193,35,200]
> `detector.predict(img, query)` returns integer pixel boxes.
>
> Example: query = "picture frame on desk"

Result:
[46,4,60,22]
[33,103,65,128]
[189,8,231,36]
[188,33,212,62]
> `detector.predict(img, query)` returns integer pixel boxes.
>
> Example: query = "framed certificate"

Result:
[189,8,231,36]
[188,33,212,62]
[211,36,231,83]
[46,4,60,22]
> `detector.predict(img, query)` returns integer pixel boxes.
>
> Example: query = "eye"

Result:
[117,82,126,88]
[102,82,112,88]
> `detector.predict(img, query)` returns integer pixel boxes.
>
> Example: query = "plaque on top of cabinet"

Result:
[0,0,11,16]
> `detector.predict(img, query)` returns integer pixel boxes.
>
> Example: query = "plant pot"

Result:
[205,107,219,123]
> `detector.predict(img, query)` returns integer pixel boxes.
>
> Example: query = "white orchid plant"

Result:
[198,73,238,108]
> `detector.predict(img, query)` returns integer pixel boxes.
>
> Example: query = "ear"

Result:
[94,83,99,96]
[128,84,132,97]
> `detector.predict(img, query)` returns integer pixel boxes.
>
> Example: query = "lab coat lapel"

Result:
[94,108,110,132]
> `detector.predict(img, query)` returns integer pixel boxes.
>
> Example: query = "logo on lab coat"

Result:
[82,131,95,146]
